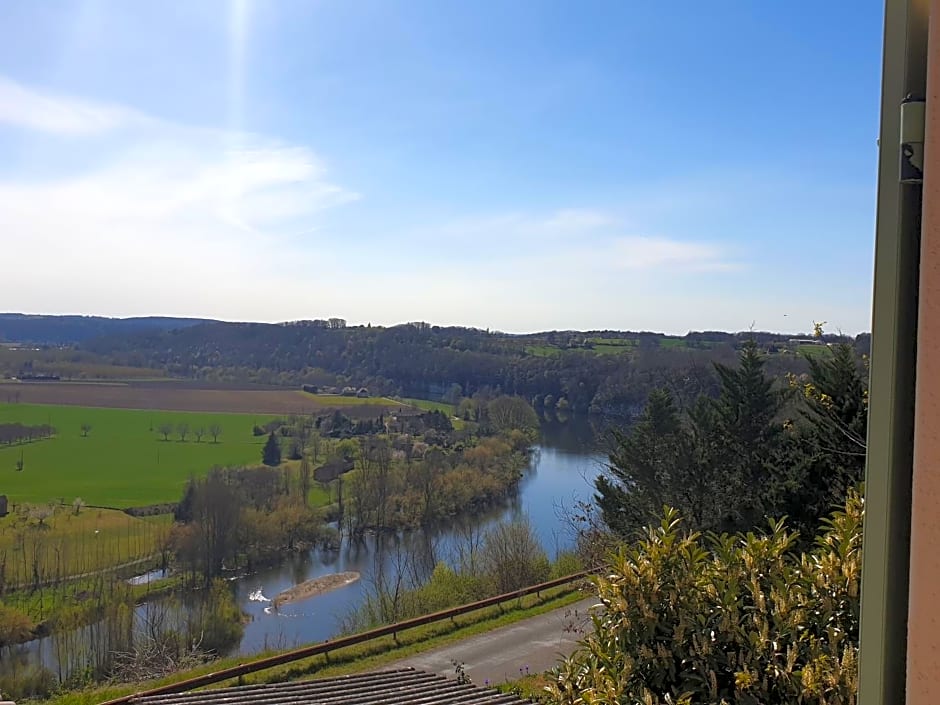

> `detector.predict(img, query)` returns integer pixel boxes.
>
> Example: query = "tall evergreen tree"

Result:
[596,389,691,535]
[597,341,786,536]
[262,432,282,466]
[706,339,786,527]
[776,343,868,536]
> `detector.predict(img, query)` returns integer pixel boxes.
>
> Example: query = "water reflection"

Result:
[13,418,610,678]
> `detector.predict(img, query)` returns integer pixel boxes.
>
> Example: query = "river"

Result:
[12,417,611,678]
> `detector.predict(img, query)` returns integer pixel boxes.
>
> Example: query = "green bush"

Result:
[186,580,244,655]
[551,490,862,705]
[0,663,56,701]
[549,551,583,580]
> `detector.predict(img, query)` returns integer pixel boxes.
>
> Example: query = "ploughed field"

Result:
[0,380,403,416]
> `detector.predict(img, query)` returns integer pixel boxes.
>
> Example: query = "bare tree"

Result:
[177,422,189,442]
[80,423,92,438]
[158,423,173,441]
[480,517,550,593]
[309,429,322,463]
[191,470,240,583]
[208,424,222,443]
[193,426,205,443]
[299,455,312,506]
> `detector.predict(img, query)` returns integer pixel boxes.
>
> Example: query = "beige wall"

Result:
[907,1,940,701]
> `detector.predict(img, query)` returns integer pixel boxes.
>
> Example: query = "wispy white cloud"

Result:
[0,76,147,135]
[408,209,739,273]
[606,235,738,272]
[0,75,360,317]
[2,77,822,335]
[541,208,615,231]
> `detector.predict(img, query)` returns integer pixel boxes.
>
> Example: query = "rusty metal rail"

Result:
[100,570,592,704]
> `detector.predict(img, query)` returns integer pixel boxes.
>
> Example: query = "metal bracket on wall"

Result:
[901,95,926,184]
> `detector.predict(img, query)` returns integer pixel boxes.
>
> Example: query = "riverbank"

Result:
[45,583,587,705]
[273,572,360,607]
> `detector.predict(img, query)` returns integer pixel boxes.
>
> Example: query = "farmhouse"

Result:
[313,457,355,483]
[385,406,426,434]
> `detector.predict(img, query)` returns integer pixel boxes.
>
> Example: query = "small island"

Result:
[273,571,360,607]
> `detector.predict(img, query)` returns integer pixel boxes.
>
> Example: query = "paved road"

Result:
[390,597,598,687]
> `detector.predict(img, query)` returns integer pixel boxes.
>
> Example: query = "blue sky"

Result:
[0,1,883,334]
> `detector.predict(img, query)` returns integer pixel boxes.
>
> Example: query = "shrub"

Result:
[480,519,551,594]
[0,663,56,701]
[187,579,244,655]
[551,490,862,705]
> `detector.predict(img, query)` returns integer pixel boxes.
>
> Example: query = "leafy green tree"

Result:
[262,432,281,466]
[486,395,539,434]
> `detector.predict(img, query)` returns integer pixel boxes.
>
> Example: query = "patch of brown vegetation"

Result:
[273,571,361,607]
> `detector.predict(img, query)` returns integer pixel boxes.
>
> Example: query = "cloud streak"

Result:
[0,76,147,135]
[0,75,361,318]
[0,76,779,334]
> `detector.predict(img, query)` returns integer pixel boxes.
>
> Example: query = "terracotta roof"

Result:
[129,668,529,705]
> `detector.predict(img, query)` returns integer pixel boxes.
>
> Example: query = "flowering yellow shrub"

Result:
[551,491,862,705]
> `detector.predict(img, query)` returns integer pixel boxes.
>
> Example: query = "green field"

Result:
[0,404,277,507]
[398,397,455,414]
[587,337,637,355]
[523,345,563,357]
[797,343,831,358]
[302,393,400,406]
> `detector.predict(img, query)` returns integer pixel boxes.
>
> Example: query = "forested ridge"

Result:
[72,319,871,415]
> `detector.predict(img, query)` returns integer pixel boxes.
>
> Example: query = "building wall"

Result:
[907,2,940,701]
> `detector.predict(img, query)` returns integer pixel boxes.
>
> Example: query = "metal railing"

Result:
[100,570,592,704]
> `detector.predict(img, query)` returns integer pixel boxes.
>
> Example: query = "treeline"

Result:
[594,341,867,542]
[544,343,869,704]
[172,466,336,584]
[343,431,532,535]
[0,313,210,345]
[0,422,55,446]
[78,321,871,415]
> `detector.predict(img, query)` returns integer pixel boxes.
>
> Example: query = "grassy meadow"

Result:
[397,397,455,414]
[0,403,277,507]
[302,393,399,406]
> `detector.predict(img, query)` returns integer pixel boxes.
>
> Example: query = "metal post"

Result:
[858,1,928,704]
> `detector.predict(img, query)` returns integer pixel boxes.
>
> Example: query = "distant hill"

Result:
[77,319,870,415]
[2,314,871,416]
[0,314,213,345]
